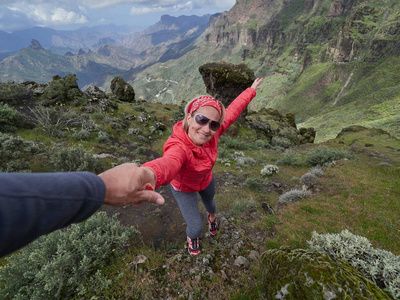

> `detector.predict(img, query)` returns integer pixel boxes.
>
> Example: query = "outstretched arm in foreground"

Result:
[0,163,164,257]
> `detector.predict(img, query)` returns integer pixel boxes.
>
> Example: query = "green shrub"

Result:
[0,103,20,132]
[46,145,103,173]
[0,82,33,106]
[277,150,303,166]
[0,212,137,300]
[219,136,269,150]
[306,146,355,166]
[245,177,268,192]
[308,230,400,298]
[40,74,86,105]
[271,136,292,148]
[0,133,38,172]
[97,131,111,144]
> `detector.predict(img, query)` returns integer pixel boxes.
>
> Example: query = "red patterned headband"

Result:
[188,96,221,115]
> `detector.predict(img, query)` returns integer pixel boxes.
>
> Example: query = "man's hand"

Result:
[251,78,264,91]
[98,163,164,207]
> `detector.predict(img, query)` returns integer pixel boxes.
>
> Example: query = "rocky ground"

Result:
[100,175,275,299]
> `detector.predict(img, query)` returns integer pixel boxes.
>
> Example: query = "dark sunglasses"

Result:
[193,114,221,131]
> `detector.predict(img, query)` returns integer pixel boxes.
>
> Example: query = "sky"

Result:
[0,0,236,32]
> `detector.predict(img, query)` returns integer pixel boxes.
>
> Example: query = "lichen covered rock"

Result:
[110,76,135,102]
[246,108,315,146]
[260,247,393,299]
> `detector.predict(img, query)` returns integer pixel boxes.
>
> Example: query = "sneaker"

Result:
[208,213,218,236]
[187,236,200,256]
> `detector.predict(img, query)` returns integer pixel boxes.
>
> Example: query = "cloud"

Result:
[2,2,88,29]
[130,0,234,16]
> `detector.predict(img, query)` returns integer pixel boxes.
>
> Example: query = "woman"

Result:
[142,78,263,256]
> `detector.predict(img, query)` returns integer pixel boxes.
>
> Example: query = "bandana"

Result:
[188,96,221,115]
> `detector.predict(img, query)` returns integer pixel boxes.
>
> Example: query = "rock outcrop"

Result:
[199,62,255,119]
[246,108,315,146]
[110,76,135,102]
[28,39,44,50]
[199,62,315,145]
[261,247,393,299]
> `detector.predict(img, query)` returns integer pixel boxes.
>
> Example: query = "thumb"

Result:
[139,190,165,205]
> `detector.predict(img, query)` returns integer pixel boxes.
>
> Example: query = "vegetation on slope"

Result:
[0,77,399,298]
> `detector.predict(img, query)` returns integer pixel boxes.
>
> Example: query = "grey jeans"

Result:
[170,176,216,239]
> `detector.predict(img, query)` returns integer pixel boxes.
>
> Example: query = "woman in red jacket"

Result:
[142,78,263,256]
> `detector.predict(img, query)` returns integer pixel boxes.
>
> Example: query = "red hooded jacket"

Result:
[141,87,257,192]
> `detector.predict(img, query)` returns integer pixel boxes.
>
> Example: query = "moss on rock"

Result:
[260,247,393,299]
[110,76,135,103]
[246,108,315,146]
[199,62,256,120]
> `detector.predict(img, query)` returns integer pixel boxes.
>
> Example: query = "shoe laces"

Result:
[188,237,199,249]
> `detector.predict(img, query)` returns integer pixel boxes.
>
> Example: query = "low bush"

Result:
[236,156,256,167]
[306,146,355,166]
[261,164,279,176]
[308,230,400,298]
[0,133,38,172]
[278,189,312,205]
[300,172,319,188]
[40,74,86,105]
[308,166,324,177]
[0,103,20,132]
[0,212,137,299]
[271,136,292,148]
[0,82,33,106]
[245,177,268,192]
[277,150,303,166]
[46,145,103,173]
[219,136,269,150]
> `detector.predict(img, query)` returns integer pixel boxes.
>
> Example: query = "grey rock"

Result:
[234,256,250,268]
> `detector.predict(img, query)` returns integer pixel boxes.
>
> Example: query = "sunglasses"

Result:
[193,114,221,131]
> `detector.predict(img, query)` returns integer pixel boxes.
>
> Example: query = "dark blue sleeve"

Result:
[0,172,106,257]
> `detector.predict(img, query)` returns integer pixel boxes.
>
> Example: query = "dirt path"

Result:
[100,184,192,248]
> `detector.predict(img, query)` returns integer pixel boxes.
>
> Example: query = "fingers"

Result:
[251,78,264,90]
[99,163,164,207]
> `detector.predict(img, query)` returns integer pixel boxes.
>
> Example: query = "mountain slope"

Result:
[0,45,124,87]
[130,0,400,141]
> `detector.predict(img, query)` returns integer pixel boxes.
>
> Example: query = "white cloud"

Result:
[4,3,88,27]
[51,8,88,24]
[0,0,235,31]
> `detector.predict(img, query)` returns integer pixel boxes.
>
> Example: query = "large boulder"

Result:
[246,108,315,146]
[199,62,255,120]
[260,247,392,299]
[110,76,135,102]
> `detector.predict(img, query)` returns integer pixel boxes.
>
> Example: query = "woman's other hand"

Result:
[251,78,264,91]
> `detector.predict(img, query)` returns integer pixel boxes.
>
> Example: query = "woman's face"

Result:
[186,106,220,146]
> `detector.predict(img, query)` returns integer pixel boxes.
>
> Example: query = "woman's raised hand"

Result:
[251,78,264,91]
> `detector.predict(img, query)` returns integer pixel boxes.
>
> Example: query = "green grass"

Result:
[271,151,400,254]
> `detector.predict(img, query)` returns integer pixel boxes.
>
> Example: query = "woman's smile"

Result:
[187,106,220,146]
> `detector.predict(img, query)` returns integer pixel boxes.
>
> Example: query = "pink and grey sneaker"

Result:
[208,213,219,236]
[187,236,200,256]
